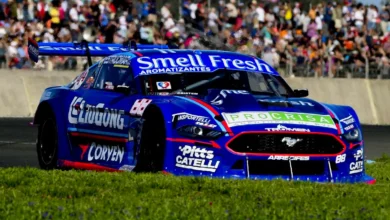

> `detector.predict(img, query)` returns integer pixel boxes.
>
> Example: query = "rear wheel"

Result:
[36,114,58,170]
[134,108,166,172]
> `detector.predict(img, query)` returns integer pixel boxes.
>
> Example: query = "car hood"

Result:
[200,89,339,133]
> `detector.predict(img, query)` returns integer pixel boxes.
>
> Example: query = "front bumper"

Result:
[165,133,376,184]
[168,155,376,184]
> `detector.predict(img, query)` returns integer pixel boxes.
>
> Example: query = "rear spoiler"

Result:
[28,38,169,65]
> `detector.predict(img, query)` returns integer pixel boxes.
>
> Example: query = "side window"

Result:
[93,63,133,91]
[247,72,271,93]
[81,64,99,89]
[70,63,99,90]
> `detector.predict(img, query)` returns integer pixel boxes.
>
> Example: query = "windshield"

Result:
[94,63,133,90]
[141,70,294,97]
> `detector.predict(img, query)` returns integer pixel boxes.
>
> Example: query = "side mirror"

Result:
[293,89,309,98]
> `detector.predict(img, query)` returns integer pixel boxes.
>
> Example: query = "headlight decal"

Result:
[176,125,224,140]
[173,96,233,136]
[343,128,362,142]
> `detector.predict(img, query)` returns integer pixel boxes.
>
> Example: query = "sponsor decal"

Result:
[354,149,363,161]
[79,144,89,160]
[210,90,249,105]
[102,55,130,65]
[349,161,363,174]
[344,124,354,131]
[40,45,128,52]
[156,81,172,90]
[129,99,152,117]
[173,112,217,128]
[148,92,170,96]
[268,155,310,161]
[28,45,39,62]
[28,44,39,56]
[258,99,315,107]
[136,55,274,75]
[176,91,198,95]
[176,145,220,172]
[335,154,346,164]
[139,66,211,75]
[39,45,166,54]
[68,97,125,130]
[28,38,39,62]
[222,111,336,129]
[281,137,302,147]
[86,142,125,163]
[105,82,114,90]
[172,112,211,124]
[350,149,363,174]
[265,124,310,132]
[340,115,355,125]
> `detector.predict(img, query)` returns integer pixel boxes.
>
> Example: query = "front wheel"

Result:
[134,108,166,173]
[36,115,59,170]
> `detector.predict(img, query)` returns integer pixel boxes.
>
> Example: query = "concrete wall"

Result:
[0,70,389,125]
[0,70,77,117]
[285,78,379,125]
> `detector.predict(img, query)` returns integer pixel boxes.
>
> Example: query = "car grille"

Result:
[249,160,327,175]
[227,133,345,155]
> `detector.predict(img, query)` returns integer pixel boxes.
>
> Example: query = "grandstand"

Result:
[1,0,389,78]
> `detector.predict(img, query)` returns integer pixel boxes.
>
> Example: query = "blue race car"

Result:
[28,39,375,184]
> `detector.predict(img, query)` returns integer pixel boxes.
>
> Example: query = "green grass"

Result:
[1,156,390,220]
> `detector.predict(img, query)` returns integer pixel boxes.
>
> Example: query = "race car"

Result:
[28,39,375,184]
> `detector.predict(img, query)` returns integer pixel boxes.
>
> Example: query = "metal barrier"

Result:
[283,54,390,79]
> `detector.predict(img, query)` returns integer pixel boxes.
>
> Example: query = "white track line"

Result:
[0,141,35,145]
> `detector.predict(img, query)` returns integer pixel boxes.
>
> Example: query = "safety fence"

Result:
[278,52,390,79]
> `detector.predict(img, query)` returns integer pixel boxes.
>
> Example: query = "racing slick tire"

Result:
[36,111,59,170]
[134,107,166,173]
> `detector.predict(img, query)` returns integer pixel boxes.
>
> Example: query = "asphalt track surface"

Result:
[0,118,389,168]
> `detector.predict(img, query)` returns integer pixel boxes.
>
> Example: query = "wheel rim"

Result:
[39,119,57,165]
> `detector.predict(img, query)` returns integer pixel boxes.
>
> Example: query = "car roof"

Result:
[102,49,279,78]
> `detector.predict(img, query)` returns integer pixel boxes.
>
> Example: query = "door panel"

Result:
[65,57,142,170]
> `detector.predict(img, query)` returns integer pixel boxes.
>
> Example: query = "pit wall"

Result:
[0,71,389,125]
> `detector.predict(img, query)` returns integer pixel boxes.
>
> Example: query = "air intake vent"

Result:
[228,133,345,155]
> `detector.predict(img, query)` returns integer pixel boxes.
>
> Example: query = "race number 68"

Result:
[130,99,152,117]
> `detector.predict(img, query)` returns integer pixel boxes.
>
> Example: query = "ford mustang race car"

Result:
[28,39,375,184]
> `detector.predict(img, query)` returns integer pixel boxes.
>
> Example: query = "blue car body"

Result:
[29,41,375,184]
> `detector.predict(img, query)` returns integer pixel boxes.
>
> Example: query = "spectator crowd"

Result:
[1,0,390,78]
